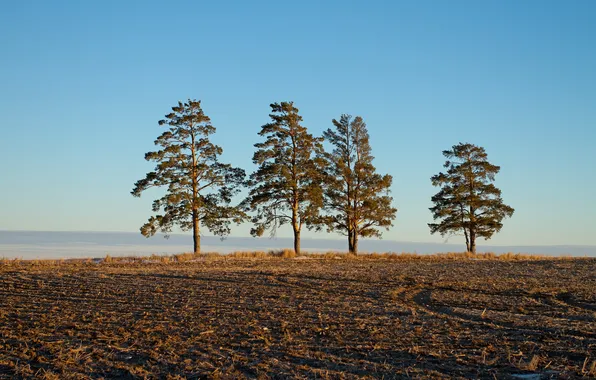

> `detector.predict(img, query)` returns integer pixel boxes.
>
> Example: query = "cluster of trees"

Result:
[133,99,514,255]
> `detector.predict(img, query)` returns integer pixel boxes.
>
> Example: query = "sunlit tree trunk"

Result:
[192,210,200,254]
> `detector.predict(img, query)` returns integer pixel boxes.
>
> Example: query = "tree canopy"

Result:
[131,99,245,254]
[428,142,514,253]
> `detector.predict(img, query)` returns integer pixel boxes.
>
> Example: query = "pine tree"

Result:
[428,142,514,253]
[244,102,324,255]
[320,114,397,254]
[132,99,245,254]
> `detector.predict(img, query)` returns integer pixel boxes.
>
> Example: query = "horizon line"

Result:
[1,229,594,248]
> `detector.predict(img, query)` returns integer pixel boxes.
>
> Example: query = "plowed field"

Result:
[1,258,595,379]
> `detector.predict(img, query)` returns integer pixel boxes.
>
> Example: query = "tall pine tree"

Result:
[429,142,514,253]
[132,99,245,254]
[244,102,324,255]
[320,114,397,254]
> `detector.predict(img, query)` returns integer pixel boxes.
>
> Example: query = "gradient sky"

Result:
[1,0,595,246]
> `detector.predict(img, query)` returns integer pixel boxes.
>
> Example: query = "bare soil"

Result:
[0,258,595,379]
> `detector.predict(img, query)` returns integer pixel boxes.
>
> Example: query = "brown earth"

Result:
[0,258,595,379]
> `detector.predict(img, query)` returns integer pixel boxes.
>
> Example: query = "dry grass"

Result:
[581,357,596,376]
[1,250,580,267]
[520,355,541,371]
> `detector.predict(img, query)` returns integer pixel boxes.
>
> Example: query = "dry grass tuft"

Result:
[228,249,296,259]
[581,357,596,376]
[173,252,200,262]
[520,355,541,371]
[272,249,297,259]
[228,251,269,259]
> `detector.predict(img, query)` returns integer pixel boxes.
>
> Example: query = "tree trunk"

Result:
[293,228,301,256]
[348,229,355,254]
[192,209,200,254]
[292,200,301,255]
[347,229,359,255]
[469,229,476,254]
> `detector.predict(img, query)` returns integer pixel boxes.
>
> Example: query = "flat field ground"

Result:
[0,258,595,379]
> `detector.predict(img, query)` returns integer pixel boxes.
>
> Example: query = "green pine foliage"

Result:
[244,102,325,255]
[128,99,519,256]
[131,100,246,254]
[319,114,397,254]
[429,142,515,253]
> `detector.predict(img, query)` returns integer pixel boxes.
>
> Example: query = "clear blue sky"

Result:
[1,0,595,246]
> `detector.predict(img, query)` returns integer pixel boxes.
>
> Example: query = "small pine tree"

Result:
[429,142,514,253]
[132,99,245,254]
[319,114,397,254]
[244,102,324,255]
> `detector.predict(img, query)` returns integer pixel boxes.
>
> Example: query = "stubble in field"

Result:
[0,258,594,379]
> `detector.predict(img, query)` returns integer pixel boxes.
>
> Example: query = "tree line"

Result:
[132,99,514,255]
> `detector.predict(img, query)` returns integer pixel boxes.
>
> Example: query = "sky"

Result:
[1,0,595,247]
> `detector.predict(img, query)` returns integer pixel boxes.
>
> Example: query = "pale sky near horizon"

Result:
[1,1,595,246]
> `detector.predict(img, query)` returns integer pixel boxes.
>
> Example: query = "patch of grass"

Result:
[2,250,587,267]
[228,251,269,259]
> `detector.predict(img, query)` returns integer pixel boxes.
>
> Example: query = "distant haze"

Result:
[1,231,594,260]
